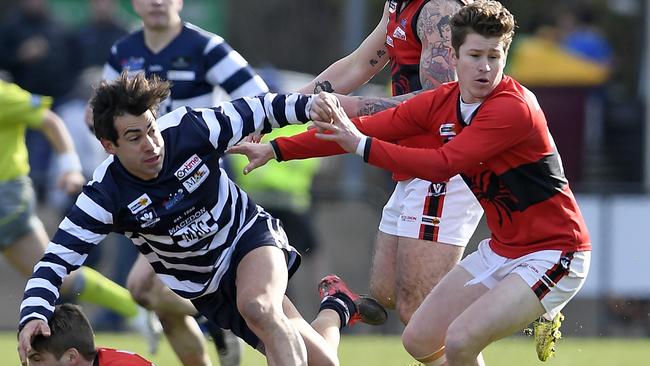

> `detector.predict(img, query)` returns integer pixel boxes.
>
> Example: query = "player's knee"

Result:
[402,323,428,358]
[444,323,477,362]
[126,276,151,308]
[396,300,417,325]
[238,297,278,330]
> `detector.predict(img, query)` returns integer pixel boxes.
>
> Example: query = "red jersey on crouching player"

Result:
[96,348,154,366]
[352,75,591,257]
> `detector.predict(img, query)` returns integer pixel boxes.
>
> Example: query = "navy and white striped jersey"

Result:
[103,23,268,114]
[19,93,313,328]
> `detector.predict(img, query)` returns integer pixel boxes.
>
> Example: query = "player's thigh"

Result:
[236,245,289,309]
[369,230,398,301]
[403,265,488,352]
[396,237,463,301]
[447,273,545,353]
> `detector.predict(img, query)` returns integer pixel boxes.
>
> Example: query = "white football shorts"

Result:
[460,238,591,319]
[378,175,483,247]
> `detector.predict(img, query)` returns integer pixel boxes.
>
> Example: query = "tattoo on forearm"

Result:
[313,80,334,93]
[377,49,386,58]
[357,98,401,116]
[369,58,379,67]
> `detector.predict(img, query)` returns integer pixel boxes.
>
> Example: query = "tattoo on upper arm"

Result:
[370,59,379,67]
[377,49,386,58]
[369,49,387,67]
[314,80,334,93]
[417,1,462,90]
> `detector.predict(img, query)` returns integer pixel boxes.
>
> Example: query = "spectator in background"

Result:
[558,6,613,67]
[0,0,79,201]
[27,304,154,366]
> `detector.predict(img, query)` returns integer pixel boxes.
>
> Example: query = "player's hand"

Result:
[57,171,85,195]
[226,142,274,175]
[310,92,342,123]
[311,96,365,153]
[17,319,50,366]
[242,133,264,144]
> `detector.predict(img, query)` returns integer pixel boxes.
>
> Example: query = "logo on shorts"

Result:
[422,216,441,225]
[128,193,152,214]
[560,255,571,270]
[400,215,417,223]
[429,183,447,197]
[175,154,202,180]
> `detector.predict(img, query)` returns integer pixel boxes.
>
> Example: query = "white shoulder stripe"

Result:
[75,193,113,224]
[158,106,188,131]
[60,217,106,245]
[263,93,281,128]
[228,75,269,99]
[209,51,248,83]
[203,35,225,55]
[90,156,114,184]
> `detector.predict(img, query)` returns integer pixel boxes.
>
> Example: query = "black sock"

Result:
[319,293,357,329]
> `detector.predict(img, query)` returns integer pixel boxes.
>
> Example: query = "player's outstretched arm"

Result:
[40,110,85,195]
[226,142,275,175]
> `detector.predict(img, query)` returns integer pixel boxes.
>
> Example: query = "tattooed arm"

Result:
[297,2,391,95]
[337,0,463,118]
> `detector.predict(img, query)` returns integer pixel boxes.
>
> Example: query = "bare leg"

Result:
[236,246,331,366]
[395,237,464,324]
[127,255,211,366]
[369,231,398,309]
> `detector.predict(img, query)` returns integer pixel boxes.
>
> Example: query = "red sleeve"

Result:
[98,348,154,366]
[367,95,533,181]
[274,91,436,161]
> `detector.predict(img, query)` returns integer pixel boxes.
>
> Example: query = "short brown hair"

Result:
[31,304,96,360]
[90,71,170,144]
[451,1,516,54]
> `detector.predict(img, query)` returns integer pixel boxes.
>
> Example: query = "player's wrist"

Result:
[57,151,82,174]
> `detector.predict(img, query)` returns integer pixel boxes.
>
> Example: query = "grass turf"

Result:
[3,332,648,365]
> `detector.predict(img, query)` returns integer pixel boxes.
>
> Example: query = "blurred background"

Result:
[0,0,648,341]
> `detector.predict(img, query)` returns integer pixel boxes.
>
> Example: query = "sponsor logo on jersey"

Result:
[163,189,185,210]
[175,154,202,180]
[171,56,191,68]
[439,123,456,137]
[167,70,196,81]
[136,207,160,228]
[121,57,145,71]
[392,26,407,41]
[168,208,217,247]
[149,64,163,72]
[182,165,210,193]
[128,193,152,214]
[400,18,407,28]
[388,0,397,13]
[429,182,447,197]
[386,35,394,48]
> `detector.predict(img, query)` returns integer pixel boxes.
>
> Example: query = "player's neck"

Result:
[143,21,183,54]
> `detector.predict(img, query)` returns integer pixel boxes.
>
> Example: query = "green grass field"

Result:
[3,332,648,365]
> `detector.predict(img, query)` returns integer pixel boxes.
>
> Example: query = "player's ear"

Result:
[62,348,80,365]
[101,138,117,155]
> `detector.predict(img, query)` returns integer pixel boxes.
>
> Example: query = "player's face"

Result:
[131,0,182,31]
[453,32,507,103]
[102,111,165,181]
[26,349,66,366]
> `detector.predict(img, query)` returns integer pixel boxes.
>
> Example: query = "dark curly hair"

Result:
[451,1,516,55]
[90,71,170,145]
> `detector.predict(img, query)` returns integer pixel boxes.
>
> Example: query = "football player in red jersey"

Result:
[25,303,153,366]
[305,2,591,365]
